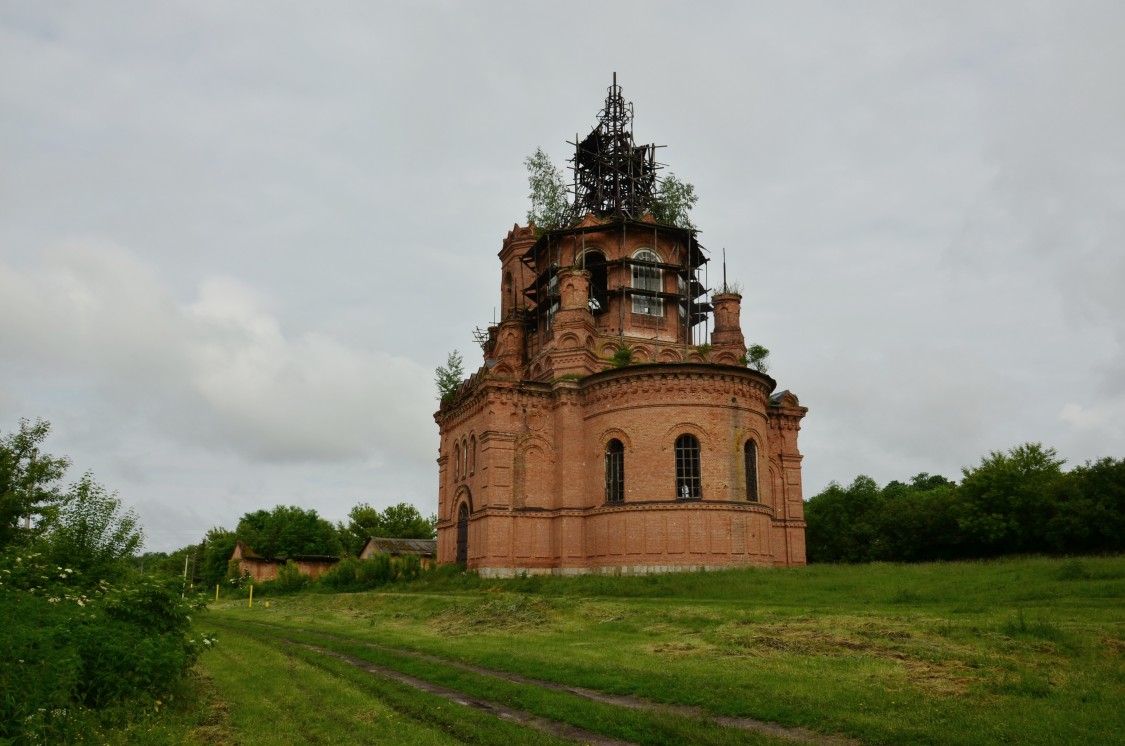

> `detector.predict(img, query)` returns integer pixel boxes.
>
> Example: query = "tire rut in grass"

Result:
[293,641,638,746]
[298,630,858,746]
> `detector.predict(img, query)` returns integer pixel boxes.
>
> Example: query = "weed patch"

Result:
[428,595,554,635]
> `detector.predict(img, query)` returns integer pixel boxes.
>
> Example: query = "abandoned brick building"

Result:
[435,79,808,576]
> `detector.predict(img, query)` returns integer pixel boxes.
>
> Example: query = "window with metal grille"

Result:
[745,440,759,502]
[605,439,624,503]
[674,434,702,499]
[631,249,663,316]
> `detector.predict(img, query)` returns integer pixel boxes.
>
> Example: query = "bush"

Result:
[275,560,309,593]
[0,549,212,742]
[319,553,404,592]
[397,553,422,581]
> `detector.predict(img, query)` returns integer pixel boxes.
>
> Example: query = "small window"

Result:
[632,249,663,316]
[462,440,470,479]
[470,435,477,476]
[675,434,702,499]
[454,441,461,481]
[605,439,624,503]
[677,275,687,321]
[744,440,759,502]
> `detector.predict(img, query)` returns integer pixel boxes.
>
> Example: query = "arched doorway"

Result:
[456,502,469,564]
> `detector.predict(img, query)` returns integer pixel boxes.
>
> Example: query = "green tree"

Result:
[876,473,962,561]
[651,173,698,230]
[41,472,143,580]
[0,418,71,550]
[342,501,436,555]
[1043,457,1125,553]
[957,443,1065,556]
[235,505,342,559]
[199,526,238,587]
[435,349,465,403]
[745,344,770,373]
[804,475,884,562]
[525,147,571,231]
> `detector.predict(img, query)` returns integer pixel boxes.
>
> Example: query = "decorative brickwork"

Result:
[435,83,807,575]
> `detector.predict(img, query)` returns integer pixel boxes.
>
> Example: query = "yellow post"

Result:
[248,584,253,608]
[215,584,219,603]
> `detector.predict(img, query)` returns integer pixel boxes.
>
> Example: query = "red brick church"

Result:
[435,79,808,576]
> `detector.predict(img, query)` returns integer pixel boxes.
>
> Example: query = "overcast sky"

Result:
[2,2,1122,553]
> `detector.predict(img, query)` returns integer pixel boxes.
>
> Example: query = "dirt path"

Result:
[303,632,859,746]
[295,642,638,746]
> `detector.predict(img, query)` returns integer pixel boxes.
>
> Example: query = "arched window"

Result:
[469,435,477,476]
[461,440,469,479]
[583,250,608,313]
[503,272,515,314]
[744,440,759,502]
[453,440,461,481]
[456,502,469,564]
[605,439,624,503]
[674,434,702,499]
[631,249,663,316]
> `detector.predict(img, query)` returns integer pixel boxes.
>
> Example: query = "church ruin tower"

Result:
[435,77,808,576]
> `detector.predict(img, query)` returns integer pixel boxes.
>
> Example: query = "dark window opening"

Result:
[745,440,759,502]
[584,250,608,314]
[605,439,624,503]
[456,502,469,563]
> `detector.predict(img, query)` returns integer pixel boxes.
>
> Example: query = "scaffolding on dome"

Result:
[569,73,662,221]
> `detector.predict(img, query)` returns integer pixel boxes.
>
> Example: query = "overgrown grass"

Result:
[192,556,1123,745]
[200,625,588,745]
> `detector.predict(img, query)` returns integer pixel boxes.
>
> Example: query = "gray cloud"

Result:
[2,1,1122,549]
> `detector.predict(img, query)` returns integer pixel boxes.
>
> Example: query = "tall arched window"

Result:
[456,502,469,564]
[605,439,624,503]
[454,441,461,481]
[584,250,608,313]
[744,440,759,502]
[461,439,469,479]
[631,249,663,316]
[503,271,515,314]
[469,435,477,476]
[674,434,702,499]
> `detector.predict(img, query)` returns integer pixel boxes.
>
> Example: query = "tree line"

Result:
[805,443,1124,563]
[145,500,436,589]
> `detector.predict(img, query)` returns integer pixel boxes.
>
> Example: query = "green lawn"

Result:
[184,556,1124,745]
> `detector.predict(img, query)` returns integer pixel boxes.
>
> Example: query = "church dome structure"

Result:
[435,77,808,576]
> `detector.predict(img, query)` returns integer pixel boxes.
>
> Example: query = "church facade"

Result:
[434,80,808,576]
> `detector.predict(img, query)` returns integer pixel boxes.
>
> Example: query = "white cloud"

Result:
[0,240,434,465]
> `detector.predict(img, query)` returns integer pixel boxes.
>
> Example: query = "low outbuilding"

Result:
[359,537,437,569]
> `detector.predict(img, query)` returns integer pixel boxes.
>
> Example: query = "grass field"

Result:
[182,556,1123,745]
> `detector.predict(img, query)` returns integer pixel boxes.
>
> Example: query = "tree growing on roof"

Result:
[435,349,465,403]
[651,172,698,230]
[525,147,571,231]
